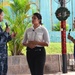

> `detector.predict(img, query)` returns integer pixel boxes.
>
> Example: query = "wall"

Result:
[39,0,75,42]
[50,31,75,42]
[7,54,75,75]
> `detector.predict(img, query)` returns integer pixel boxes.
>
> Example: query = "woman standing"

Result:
[22,13,50,75]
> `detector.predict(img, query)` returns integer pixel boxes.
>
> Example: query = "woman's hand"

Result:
[22,41,36,49]
[27,41,36,49]
[68,34,73,40]
[28,43,35,49]
[28,41,48,46]
[28,41,38,45]
[11,32,16,38]
[5,27,10,33]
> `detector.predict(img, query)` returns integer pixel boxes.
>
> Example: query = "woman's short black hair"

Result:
[33,13,42,25]
[0,9,3,14]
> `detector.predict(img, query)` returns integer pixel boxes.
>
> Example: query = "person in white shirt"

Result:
[22,12,50,75]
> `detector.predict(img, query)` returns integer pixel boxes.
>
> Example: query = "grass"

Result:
[8,42,74,56]
[45,42,74,55]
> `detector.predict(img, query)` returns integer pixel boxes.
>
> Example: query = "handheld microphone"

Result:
[5,22,8,28]
[68,29,71,35]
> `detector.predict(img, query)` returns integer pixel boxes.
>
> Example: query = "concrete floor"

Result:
[48,72,75,75]
[8,72,75,75]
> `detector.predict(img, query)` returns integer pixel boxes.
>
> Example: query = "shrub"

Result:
[53,22,69,31]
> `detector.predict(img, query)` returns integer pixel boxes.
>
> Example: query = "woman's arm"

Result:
[23,42,36,49]
[36,41,48,46]
[68,34,75,44]
[28,41,48,46]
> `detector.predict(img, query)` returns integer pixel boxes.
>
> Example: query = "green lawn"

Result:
[8,42,74,56]
[45,42,74,55]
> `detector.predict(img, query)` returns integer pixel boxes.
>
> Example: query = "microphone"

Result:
[68,29,71,35]
[5,22,8,28]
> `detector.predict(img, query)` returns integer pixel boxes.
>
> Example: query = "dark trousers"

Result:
[0,57,8,75]
[26,47,46,75]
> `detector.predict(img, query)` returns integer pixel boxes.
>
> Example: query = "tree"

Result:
[0,0,39,55]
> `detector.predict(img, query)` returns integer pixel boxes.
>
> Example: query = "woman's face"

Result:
[32,15,40,25]
[0,12,4,22]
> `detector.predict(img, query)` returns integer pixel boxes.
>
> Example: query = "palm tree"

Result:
[0,0,39,55]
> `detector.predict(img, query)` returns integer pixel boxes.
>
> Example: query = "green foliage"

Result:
[0,0,39,55]
[45,42,74,55]
[8,42,74,55]
[53,22,69,31]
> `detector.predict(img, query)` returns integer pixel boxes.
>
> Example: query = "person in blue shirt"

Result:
[0,8,15,75]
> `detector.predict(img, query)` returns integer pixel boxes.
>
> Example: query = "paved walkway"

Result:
[8,72,75,75]
[49,72,75,75]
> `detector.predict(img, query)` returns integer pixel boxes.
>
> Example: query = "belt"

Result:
[27,47,44,51]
